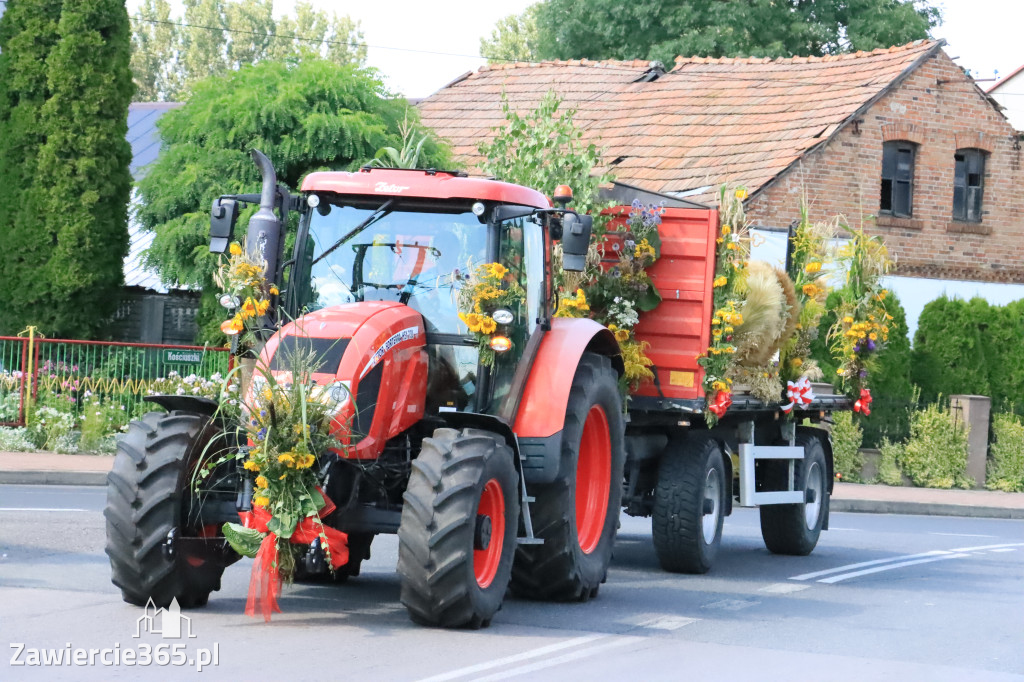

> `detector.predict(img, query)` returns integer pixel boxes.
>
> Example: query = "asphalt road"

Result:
[1,484,1022,681]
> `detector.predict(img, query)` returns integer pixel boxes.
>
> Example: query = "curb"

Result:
[831,498,1024,520]
[0,471,109,486]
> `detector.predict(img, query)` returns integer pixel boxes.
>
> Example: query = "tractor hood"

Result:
[257,301,428,458]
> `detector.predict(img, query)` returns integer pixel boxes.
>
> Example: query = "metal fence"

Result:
[0,330,231,427]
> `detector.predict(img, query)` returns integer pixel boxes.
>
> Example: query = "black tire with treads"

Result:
[510,352,625,602]
[104,411,230,608]
[398,428,519,628]
[760,432,829,556]
[652,433,726,574]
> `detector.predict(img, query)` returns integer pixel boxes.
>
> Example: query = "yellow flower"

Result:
[713,328,723,338]
[726,242,738,251]
[255,475,268,489]
[805,261,822,274]
[487,263,508,279]
[792,358,804,367]
[277,453,296,468]
[724,326,734,333]
[253,495,270,507]
[243,459,260,472]
[229,242,242,256]
[721,225,731,236]
[842,316,854,324]
[614,329,630,343]
[478,317,496,334]
[869,332,878,340]
[713,275,728,288]
[255,298,270,315]
[712,380,728,392]
[240,298,257,319]
[296,454,316,469]
[802,283,818,297]
[226,315,244,333]
[735,188,748,200]
[269,285,279,296]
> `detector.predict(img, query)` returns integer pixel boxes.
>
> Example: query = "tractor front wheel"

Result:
[104,411,234,608]
[398,428,519,628]
[511,352,625,602]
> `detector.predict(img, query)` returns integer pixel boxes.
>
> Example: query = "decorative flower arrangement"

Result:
[457,262,526,367]
[828,222,894,401]
[779,200,836,383]
[214,241,279,354]
[217,350,350,621]
[697,186,750,423]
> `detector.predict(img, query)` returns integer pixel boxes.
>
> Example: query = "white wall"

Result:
[989,70,1024,131]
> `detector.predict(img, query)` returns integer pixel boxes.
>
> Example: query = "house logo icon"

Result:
[134,598,196,639]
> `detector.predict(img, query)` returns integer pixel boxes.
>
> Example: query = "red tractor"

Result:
[104,152,625,628]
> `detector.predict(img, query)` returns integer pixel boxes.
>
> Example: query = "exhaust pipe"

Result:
[247,149,282,284]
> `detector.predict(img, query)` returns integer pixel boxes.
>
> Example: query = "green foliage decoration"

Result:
[987,412,1024,493]
[134,59,451,342]
[860,292,914,447]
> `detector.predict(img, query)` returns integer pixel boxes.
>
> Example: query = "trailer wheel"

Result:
[760,432,829,555]
[651,433,726,574]
[104,411,233,608]
[398,428,519,628]
[511,352,625,602]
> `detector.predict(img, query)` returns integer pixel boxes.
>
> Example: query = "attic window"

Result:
[635,61,665,82]
[610,156,627,166]
[953,148,986,223]
[880,141,916,218]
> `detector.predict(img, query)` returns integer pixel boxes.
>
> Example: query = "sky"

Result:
[123,0,1024,99]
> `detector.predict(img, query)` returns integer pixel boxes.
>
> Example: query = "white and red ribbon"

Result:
[780,376,815,413]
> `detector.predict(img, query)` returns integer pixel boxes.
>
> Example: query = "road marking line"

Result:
[632,615,698,630]
[415,634,609,682]
[818,553,971,584]
[990,548,1017,553]
[948,542,1024,552]
[0,507,89,512]
[759,582,810,594]
[929,532,996,538]
[472,637,640,682]
[790,550,950,581]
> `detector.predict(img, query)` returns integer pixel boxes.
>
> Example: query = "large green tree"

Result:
[0,0,133,338]
[130,0,367,102]
[484,0,940,65]
[135,59,451,341]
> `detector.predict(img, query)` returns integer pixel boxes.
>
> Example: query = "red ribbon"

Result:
[781,377,816,414]
[708,390,732,418]
[853,388,873,416]
[239,490,349,622]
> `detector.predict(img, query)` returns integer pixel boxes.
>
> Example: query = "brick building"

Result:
[418,40,1024,287]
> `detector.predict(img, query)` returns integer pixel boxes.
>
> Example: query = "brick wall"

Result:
[745,50,1024,283]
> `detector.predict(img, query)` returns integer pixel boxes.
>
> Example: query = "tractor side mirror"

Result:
[560,212,592,272]
[210,198,239,254]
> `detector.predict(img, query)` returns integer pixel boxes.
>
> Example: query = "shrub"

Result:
[897,401,972,489]
[987,412,1024,493]
[79,398,128,454]
[27,406,77,452]
[876,437,904,486]
[911,296,991,404]
[830,411,863,482]
[0,427,36,452]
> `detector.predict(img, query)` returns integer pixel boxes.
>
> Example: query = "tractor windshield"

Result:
[304,203,488,334]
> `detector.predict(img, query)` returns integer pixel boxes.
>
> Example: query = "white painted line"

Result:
[0,507,89,512]
[415,634,609,682]
[819,553,971,584]
[990,548,1017,553]
[790,550,950,581]
[759,582,811,595]
[948,542,1024,552]
[633,615,698,630]
[473,637,640,682]
[929,532,996,538]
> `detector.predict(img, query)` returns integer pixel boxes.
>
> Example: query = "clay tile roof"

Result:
[420,41,944,204]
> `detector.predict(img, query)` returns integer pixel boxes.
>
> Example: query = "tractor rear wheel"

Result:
[104,411,234,608]
[398,428,519,628]
[652,433,726,574]
[760,432,829,555]
[511,352,625,602]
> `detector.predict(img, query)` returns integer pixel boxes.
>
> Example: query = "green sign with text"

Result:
[163,349,203,364]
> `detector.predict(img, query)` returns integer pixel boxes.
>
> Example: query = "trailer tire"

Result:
[398,428,519,628]
[104,411,230,609]
[760,433,829,556]
[651,433,726,574]
[511,353,625,602]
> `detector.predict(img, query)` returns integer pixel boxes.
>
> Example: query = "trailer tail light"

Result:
[489,335,512,353]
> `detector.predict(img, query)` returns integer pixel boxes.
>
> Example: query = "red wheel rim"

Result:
[474,478,505,588]
[576,404,611,554]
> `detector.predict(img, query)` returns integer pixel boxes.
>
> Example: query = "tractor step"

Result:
[737,443,805,507]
